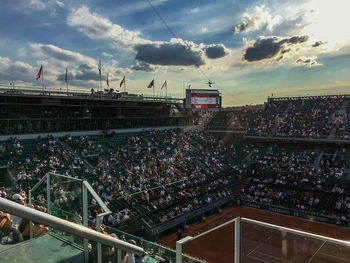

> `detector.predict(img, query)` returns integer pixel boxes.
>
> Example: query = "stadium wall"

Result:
[243,201,350,228]
[0,125,196,141]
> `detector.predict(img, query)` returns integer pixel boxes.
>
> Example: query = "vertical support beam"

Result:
[82,183,89,262]
[97,216,102,263]
[176,236,193,263]
[46,173,51,215]
[117,248,122,263]
[235,217,240,263]
[176,240,183,263]
[28,190,33,239]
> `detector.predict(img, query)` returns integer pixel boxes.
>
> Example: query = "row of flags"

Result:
[35,64,168,91]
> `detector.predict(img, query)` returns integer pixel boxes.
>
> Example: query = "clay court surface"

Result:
[159,206,350,263]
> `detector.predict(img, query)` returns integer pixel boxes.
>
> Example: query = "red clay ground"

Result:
[159,206,350,263]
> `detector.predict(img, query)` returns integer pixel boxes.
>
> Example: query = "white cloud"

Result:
[234,5,282,34]
[102,52,113,59]
[300,0,350,50]
[66,6,232,69]
[29,0,46,10]
[190,7,200,13]
[67,6,149,50]
[29,0,64,12]
[31,43,96,68]
[17,48,27,57]
[54,0,64,8]
[294,56,322,67]
[0,56,36,83]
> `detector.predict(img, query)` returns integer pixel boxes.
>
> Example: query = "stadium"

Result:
[2,0,350,262]
[1,85,350,262]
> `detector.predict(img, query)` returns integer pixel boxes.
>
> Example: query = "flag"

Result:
[106,73,109,87]
[147,79,154,89]
[120,76,125,87]
[98,59,101,75]
[161,80,167,90]
[36,65,43,80]
[65,68,68,83]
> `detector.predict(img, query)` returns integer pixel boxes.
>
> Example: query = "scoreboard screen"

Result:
[186,89,221,110]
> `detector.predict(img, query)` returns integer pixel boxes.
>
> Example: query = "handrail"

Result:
[241,217,350,247]
[0,198,145,255]
[82,180,111,214]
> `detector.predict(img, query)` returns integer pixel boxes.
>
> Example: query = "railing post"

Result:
[29,190,33,239]
[176,236,193,263]
[176,240,183,263]
[97,216,102,263]
[235,216,240,263]
[82,183,89,262]
[46,173,51,215]
[117,248,122,263]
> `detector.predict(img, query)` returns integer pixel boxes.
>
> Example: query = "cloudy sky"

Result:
[1,0,350,106]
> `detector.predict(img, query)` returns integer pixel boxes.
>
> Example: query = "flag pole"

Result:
[98,59,102,93]
[99,71,101,93]
[166,81,168,98]
[153,79,155,98]
[66,68,69,94]
[124,77,126,92]
[183,80,184,98]
[42,65,44,91]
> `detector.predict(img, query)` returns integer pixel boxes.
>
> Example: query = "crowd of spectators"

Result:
[1,130,246,231]
[208,95,350,140]
[1,127,350,246]
[241,145,350,221]
[75,130,244,227]
[0,190,48,245]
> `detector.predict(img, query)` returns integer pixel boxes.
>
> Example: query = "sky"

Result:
[1,0,350,106]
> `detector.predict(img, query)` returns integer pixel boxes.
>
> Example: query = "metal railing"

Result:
[0,197,145,255]
[0,86,183,103]
[176,216,350,263]
[28,172,112,263]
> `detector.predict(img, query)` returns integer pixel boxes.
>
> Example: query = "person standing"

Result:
[177,228,182,241]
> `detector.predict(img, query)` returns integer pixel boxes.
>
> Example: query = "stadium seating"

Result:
[207,95,350,140]
[1,125,350,241]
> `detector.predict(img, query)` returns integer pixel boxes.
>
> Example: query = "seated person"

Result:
[1,194,48,244]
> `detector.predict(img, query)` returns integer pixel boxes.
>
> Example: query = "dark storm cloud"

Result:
[131,61,155,72]
[75,70,100,81]
[312,41,326,47]
[279,35,309,45]
[134,41,205,67]
[57,69,111,83]
[234,21,251,34]
[243,35,309,62]
[79,64,94,70]
[57,72,75,81]
[205,44,229,59]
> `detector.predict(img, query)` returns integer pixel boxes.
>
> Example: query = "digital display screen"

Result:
[186,89,221,110]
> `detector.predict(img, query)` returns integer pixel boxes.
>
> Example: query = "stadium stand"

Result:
[1,94,350,263]
[207,95,350,140]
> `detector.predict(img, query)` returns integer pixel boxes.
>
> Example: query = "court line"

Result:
[317,252,350,262]
[257,251,289,262]
[247,254,270,262]
[307,240,326,263]
[246,230,277,257]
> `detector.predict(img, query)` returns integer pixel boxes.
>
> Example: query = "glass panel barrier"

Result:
[99,224,202,263]
[240,218,350,263]
[49,174,83,224]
